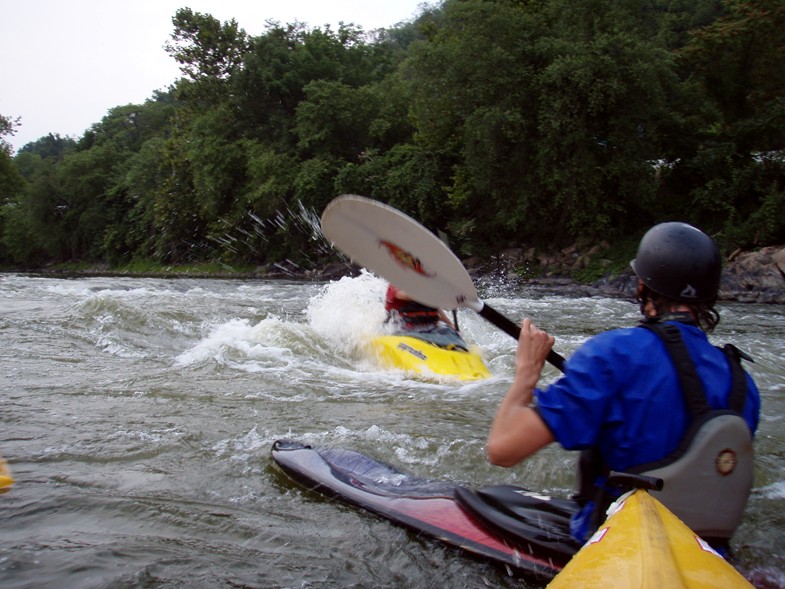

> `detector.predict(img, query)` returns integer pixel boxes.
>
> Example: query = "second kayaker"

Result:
[385,283,455,331]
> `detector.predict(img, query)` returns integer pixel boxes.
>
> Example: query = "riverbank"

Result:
[6,244,784,304]
[313,243,785,304]
[455,243,785,304]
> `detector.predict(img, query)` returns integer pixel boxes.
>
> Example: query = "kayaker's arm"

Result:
[487,406,554,467]
[487,319,556,467]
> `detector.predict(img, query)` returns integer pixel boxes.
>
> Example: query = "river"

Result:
[1,272,783,589]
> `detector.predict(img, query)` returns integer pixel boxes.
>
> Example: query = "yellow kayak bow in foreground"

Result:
[547,489,753,589]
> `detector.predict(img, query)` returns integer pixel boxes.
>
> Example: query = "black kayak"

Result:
[271,439,583,581]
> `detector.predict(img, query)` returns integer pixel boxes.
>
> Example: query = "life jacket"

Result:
[388,300,441,327]
[577,321,754,546]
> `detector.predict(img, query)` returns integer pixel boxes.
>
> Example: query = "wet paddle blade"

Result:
[320,195,480,311]
[320,195,566,371]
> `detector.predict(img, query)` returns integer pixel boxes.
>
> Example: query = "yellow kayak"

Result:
[547,489,753,589]
[0,455,13,492]
[370,334,490,381]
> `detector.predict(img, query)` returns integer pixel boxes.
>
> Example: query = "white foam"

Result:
[305,272,388,357]
[174,317,295,368]
[759,480,785,499]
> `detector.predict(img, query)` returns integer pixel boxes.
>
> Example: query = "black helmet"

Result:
[631,222,721,302]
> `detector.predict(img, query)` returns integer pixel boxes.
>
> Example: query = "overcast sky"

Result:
[2,1,429,152]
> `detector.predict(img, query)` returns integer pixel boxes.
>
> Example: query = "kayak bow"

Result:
[271,439,560,580]
[547,489,754,588]
[0,455,13,493]
[370,333,490,381]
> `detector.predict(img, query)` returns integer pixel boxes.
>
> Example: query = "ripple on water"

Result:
[1,274,782,588]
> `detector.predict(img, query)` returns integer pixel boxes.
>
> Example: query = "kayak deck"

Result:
[0,456,12,492]
[271,439,562,580]
[369,332,490,381]
[548,489,755,588]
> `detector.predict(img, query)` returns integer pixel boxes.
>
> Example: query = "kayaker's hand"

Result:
[486,318,556,467]
[514,318,555,391]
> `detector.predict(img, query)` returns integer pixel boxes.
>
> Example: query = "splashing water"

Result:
[2,274,783,589]
[305,271,389,358]
[206,201,335,268]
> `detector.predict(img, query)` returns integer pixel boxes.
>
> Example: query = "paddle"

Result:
[320,195,566,372]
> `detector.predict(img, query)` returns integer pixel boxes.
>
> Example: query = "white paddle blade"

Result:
[320,195,480,310]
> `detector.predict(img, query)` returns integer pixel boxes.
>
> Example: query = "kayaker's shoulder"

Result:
[574,325,654,351]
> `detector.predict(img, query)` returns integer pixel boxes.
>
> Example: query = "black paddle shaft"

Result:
[477,304,566,373]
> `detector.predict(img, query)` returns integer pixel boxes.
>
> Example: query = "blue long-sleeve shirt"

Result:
[535,321,760,473]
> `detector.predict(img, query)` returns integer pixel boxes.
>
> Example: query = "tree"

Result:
[166,9,248,84]
[295,80,379,160]
[534,0,680,238]
[5,0,783,270]
[0,114,27,263]
[165,8,249,110]
[0,114,24,204]
[664,0,785,247]
[402,0,679,250]
[102,136,169,262]
[401,0,542,248]
[17,133,76,161]
[79,94,176,153]
[0,113,20,154]
[1,154,62,264]
[234,22,394,148]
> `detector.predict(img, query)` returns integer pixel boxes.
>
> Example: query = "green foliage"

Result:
[17,133,76,161]
[296,81,378,159]
[402,0,679,247]
[1,154,61,264]
[0,114,26,264]
[242,141,298,216]
[0,113,20,155]
[294,156,341,211]
[0,141,25,207]
[535,22,671,237]
[166,8,249,107]
[166,8,248,81]
[2,1,783,272]
[234,21,392,150]
[103,136,170,262]
[661,0,785,249]
[187,105,247,220]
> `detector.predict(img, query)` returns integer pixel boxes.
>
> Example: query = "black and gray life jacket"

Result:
[578,321,754,544]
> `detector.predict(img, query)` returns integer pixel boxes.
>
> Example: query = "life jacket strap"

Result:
[577,321,754,540]
[398,301,440,324]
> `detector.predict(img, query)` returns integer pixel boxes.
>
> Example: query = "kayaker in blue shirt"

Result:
[486,222,761,548]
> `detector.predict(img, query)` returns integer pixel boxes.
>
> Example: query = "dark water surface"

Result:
[1,273,783,588]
